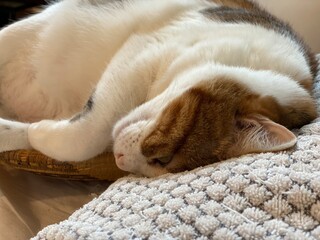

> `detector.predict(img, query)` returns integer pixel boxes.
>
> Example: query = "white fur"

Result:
[0,119,31,151]
[0,0,314,175]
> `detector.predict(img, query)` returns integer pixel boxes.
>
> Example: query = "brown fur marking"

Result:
[141,77,317,173]
[140,0,319,173]
[300,78,314,93]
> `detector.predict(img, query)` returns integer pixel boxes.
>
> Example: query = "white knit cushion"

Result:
[33,57,320,240]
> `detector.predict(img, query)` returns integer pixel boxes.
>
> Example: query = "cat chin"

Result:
[114,152,168,177]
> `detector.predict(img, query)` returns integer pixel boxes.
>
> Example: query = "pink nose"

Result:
[114,153,126,169]
[114,153,124,161]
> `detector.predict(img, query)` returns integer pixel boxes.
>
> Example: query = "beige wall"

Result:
[256,0,320,53]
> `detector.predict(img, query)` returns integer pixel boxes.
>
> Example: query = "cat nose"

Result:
[114,153,124,161]
[114,152,126,169]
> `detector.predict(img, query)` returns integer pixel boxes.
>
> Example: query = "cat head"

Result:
[112,78,297,177]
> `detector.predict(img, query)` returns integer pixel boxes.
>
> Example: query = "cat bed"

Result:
[32,57,320,239]
[0,150,127,181]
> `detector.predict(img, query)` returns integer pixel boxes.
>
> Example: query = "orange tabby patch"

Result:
[141,78,316,173]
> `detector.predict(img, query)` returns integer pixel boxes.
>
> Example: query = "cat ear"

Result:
[233,114,297,155]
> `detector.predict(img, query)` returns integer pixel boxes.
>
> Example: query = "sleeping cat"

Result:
[0,0,317,177]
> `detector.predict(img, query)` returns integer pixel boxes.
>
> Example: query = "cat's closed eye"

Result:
[147,156,173,165]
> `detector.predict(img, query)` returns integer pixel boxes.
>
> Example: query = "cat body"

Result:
[0,0,317,176]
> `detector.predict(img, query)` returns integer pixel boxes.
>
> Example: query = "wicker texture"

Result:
[0,150,127,181]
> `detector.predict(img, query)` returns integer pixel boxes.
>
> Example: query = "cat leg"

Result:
[0,15,50,151]
[28,55,153,161]
[0,119,31,151]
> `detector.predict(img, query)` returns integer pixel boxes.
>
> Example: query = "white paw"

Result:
[28,119,108,161]
[0,119,31,152]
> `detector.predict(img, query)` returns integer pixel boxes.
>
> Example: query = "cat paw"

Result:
[0,119,31,152]
[28,119,108,161]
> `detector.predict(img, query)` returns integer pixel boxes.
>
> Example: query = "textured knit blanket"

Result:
[34,58,320,240]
